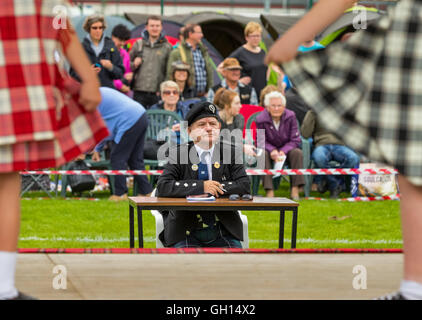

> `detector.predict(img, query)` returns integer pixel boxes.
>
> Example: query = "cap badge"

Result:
[209,104,215,113]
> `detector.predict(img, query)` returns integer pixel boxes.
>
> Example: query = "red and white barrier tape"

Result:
[305,194,401,202]
[19,168,398,176]
[22,195,401,202]
[21,197,100,201]
[17,248,403,254]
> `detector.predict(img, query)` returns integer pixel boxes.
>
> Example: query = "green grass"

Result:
[18,180,402,249]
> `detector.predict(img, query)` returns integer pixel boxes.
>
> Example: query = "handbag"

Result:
[66,160,96,193]
[144,138,166,160]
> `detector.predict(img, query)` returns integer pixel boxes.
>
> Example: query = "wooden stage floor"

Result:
[15,253,402,300]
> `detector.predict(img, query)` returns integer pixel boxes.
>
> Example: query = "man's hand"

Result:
[75,154,86,161]
[239,76,251,85]
[91,151,101,162]
[203,180,225,197]
[134,57,142,68]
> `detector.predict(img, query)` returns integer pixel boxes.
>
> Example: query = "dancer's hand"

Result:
[79,81,101,112]
[265,35,300,66]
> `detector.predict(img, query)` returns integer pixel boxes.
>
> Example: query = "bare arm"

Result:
[265,0,356,65]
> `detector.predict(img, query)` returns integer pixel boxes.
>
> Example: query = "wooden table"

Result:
[128,197,299,249]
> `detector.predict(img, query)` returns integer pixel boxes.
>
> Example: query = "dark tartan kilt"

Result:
[283,0,422,186]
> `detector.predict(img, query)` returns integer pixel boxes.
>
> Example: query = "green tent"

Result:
[125,11,274,58]
[316,6,385,46]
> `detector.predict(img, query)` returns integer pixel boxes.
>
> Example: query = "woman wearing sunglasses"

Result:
[145,81,191,159]
[151,81,191,120]
[70,14,125,89]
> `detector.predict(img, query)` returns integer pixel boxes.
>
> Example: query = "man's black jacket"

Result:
[156,141,251,246]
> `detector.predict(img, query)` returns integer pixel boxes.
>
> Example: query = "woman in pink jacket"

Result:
[111,25,134,97]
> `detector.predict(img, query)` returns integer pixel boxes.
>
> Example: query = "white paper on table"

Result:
[272,155,286,179]
[186,194,216,202]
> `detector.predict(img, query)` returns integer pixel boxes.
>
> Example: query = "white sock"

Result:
[400,280,422,300]
[0,251,18,299]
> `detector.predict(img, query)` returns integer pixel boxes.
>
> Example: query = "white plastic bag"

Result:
[357,163,398,196]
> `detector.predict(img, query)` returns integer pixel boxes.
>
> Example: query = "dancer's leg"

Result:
[0,172,21,299]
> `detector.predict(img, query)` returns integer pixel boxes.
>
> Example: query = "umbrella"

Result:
[316,6,385,45]
[125,11,274,58]
[130,19,183,40]
[125,36,179,51]
[71,15,135,41]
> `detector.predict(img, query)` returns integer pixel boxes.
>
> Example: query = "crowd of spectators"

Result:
[70,13,360,200]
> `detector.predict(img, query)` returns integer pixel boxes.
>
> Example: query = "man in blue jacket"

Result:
[93,87,153,201]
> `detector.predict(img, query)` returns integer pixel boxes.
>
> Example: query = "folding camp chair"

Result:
[21,172,53,198]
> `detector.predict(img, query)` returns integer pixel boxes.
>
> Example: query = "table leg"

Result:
[129,205,134,248]
[291,208,298,249]
[137,206,143,248]
[279,209,285,249]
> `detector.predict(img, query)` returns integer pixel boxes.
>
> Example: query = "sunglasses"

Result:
[163,90,179,96]
[91,26,104,30]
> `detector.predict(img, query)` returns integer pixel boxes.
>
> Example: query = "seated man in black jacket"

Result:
[156,101,251,248]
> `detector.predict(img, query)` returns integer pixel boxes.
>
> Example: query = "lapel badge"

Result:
[192,164,198,171]
[214,162,220,169]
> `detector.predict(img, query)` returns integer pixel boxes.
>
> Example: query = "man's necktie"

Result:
[198,151,209,180]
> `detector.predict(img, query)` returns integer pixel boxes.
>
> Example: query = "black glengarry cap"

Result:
[186,101,220,126]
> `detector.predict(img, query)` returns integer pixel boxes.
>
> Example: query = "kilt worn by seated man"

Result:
[156,101,251,248]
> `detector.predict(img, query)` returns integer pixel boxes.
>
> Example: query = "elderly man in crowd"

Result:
[208,57,258,105]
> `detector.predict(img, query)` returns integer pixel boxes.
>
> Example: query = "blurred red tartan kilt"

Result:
[0,71,109,172]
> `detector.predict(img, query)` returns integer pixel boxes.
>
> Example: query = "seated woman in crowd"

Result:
[259,84,281,107]
[150,80,190,120]
[256,91,304,199]
[213,87,256,157]
[214,87,244,131]
[145,81,190,159]
[169,61,196,100]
